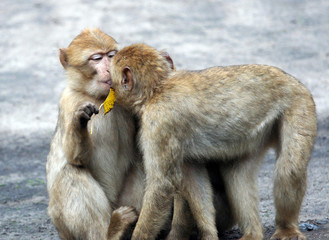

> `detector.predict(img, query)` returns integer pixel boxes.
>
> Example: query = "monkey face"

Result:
[60,28,119,100]
[86,50,117,98]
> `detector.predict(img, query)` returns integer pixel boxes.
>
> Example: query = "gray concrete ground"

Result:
[0,0,328,239]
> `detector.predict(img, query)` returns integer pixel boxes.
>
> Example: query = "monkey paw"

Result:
[107,206,138,239]
[76,102,99,128]
[109,206,138,229]
[270,228,306,240]
[114,206,138,225]
[239,233,263,240]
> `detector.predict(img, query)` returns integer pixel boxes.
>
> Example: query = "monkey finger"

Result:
[79,111,91,121]
[91,105,99,115]
[78,104,91,115]
[85,103,99,116]
[84,107,93,117]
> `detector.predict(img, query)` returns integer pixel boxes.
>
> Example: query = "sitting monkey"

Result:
[47,29,234,240]
[46,28,144,240]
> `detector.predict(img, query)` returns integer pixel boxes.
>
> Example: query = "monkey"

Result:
[46,29,233,240]
[46,28,144,240]
[109,43,317,240]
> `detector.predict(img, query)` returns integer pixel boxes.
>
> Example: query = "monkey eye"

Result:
[89,53,103,61]
[108,50,117,58]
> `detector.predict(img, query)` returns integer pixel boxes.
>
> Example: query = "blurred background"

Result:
[0,0,328,239]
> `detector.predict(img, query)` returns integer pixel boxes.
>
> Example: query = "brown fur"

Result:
[110,43,317,240]
[107,206,138,240]
[47,30,229,240]
[46,28,144,240]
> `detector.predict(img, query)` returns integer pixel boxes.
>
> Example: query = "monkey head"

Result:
[59,28,118,99]
[110,43,174,113]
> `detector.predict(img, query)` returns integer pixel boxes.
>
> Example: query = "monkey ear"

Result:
[122,67,134,91]
[160,52,175,71]
[59,48,68,69]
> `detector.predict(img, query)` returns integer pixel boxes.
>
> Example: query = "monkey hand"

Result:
[76,102,99,129]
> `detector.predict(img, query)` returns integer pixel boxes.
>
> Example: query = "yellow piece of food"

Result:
[100,88,116,115]
[90,88,116,135]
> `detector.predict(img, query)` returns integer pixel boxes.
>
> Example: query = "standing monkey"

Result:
[110,43,317,240]
[46,28,144,240]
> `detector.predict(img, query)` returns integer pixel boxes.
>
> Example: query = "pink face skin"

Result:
[88,50,117,92]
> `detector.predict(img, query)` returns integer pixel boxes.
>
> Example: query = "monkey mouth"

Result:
[104,80,112,85]
[100,80,112,87]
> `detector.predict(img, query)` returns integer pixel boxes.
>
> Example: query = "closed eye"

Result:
[89,53,103,61]
[108,50,117,58]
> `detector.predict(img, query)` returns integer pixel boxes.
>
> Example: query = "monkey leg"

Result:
[48,165,111,240]
[181,164,218,240]
[166,195,194,240]
[272,98,316,240]
[131,180,175,240]
[206,162,236,233]
[221,158,264,240]
[131,152,182,240]
[213,190,236,235]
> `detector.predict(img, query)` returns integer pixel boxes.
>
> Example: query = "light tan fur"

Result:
[110,43,317,240]
[46,30,228,240]
[46,28,144,240]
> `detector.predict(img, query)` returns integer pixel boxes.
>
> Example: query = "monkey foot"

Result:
[113,206,138,226]
[270,228,306,240]
[107,206,138,239]
[238,233,263,240]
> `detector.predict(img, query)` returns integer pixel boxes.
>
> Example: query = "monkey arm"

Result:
[63,121,93,166]
[132,127,182,239]
[61,91,96,167]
